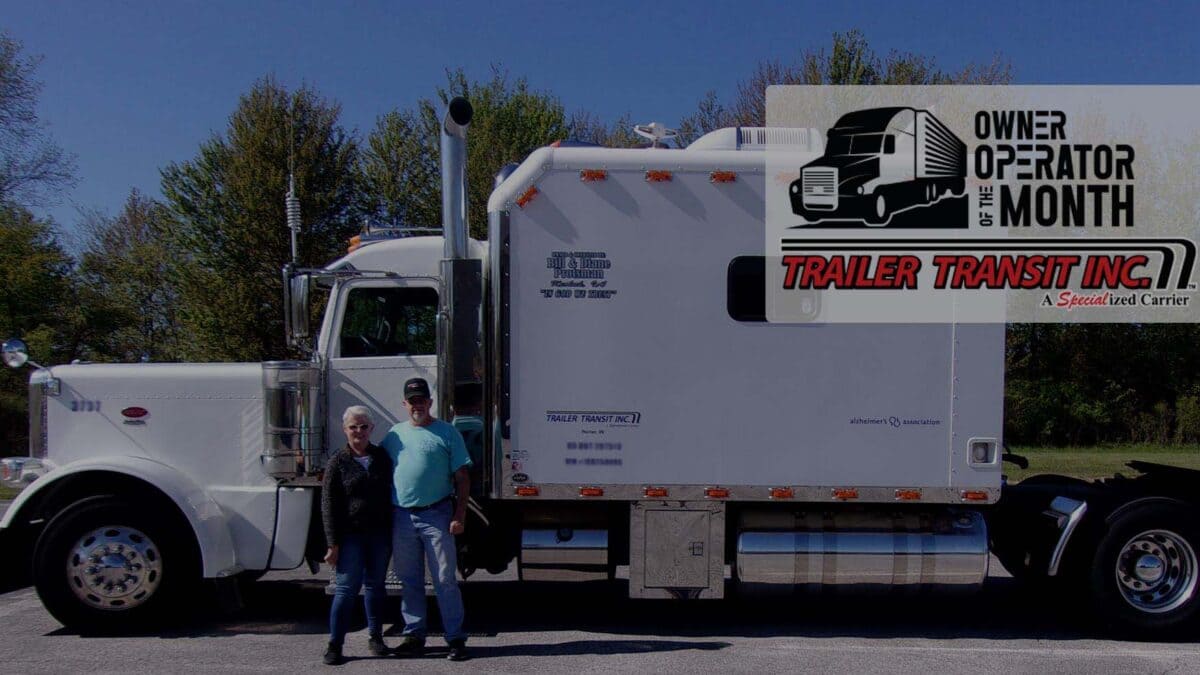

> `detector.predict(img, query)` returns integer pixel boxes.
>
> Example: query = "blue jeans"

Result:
[329,531,391,647]
[392,500,466,643]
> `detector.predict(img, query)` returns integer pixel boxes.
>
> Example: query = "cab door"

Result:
[325,278,440,440]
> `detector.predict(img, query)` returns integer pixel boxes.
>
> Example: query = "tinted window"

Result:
[339,286,438,357]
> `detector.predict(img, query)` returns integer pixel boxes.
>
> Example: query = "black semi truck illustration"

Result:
[790,107,967,226]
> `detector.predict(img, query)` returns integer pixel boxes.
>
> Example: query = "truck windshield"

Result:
[826,133,883,156]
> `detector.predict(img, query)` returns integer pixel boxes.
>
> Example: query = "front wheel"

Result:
[32,496,198,631]
[865,193,889,225]
[1090,503,1200,637]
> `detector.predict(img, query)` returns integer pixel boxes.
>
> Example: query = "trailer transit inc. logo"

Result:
[764,86,1199,323]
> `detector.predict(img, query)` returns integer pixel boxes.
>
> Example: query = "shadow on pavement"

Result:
[45,573,1138,645]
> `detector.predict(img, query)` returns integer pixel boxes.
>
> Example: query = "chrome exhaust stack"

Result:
[441,96,473,260]
[437,97,482,423]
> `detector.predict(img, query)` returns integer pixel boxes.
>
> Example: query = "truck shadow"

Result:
[47,574,1172,645]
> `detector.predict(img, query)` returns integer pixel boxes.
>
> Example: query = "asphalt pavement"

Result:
[2,561,1199,674]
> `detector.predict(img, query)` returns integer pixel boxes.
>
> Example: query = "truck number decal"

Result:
[69,399,101,412]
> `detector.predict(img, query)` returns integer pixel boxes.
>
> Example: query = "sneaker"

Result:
[367,634,389,657]
[323,642,343,666]
[393,636,425,657]
[447,639,468,662]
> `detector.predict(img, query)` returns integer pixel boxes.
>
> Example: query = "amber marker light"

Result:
[580,169,608,182]
[705,487,730,499]
[644,486,669,498]
[348,235,362,253]
[832,488,859,501]
[645,170,672,182]
[516,186,539,208]
[769,487,794,500]
[961,490,989,502]
[579,487,604,497]
[710,171,737,183]
[515,486,540,497]
[895,489,922,501]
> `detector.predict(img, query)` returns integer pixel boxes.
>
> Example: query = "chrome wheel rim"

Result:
[67,525,163,611]
[1115,529,1198,614]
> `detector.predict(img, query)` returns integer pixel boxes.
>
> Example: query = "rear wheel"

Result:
[33,496,198,631]
[1090,503,1200,637]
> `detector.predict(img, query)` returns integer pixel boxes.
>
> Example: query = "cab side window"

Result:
[338,286,438,357]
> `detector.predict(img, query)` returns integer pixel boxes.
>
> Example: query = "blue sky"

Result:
[5,0,1198,234]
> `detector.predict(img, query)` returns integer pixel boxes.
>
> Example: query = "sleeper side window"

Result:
[338,286,438,357]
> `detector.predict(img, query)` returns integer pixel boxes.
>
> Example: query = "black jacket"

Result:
[321,443,394,546]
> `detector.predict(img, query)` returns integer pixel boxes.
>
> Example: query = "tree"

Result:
[0,204,77,453]
[75,190,180,362]
[160,77,360,361]
[360,69,574,239]
[677,30,1012,144]
[0,33,75,206]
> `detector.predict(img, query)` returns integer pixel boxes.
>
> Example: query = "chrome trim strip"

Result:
[1045,496,1088,576]
[488,209,511,500]
[28,369,52,458]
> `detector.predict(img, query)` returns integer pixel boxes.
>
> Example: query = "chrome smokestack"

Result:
[437,97,481,427]
[441,96,473,260]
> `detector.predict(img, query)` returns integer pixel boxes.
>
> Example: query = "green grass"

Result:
[0,484,21,500]
[1007,444,1200,483]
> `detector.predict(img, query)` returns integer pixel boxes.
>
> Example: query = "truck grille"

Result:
[802,167,838,209]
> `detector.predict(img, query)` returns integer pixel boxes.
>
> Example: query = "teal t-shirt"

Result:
[382,419,472,508]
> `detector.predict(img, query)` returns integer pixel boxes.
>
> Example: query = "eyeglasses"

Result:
[346,424,371,431]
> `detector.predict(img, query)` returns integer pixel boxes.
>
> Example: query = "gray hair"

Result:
[342,405,373,426]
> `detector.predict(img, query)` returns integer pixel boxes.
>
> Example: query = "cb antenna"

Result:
[285,106,300,265]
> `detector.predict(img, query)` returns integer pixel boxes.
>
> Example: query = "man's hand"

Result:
[449,517,465,535]
[324,545,339,566]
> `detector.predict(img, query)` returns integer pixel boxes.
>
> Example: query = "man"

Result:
[382,378,472,661]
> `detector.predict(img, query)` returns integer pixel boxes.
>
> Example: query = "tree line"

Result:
[1,30,1196,455]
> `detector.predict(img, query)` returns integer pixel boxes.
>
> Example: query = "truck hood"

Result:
[40,362,273,487]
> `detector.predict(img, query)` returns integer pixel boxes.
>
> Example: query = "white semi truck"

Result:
[2,98,1198,637]
[789,107,967,225]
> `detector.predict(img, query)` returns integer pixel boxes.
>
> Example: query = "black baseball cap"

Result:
[403,378,431,401]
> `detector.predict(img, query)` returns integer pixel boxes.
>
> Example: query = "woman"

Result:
[321,405,394,665]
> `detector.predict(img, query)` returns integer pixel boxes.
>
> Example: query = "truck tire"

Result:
[865,193,889,225]
[1089,503,1200,637]
[32,495,199,631]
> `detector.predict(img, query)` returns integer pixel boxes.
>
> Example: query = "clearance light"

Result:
[644,486,669,498]
[550,140,563,147]
[516,186,539,208]
[769,487,794,500]
[348,235,363,253]
[515,486,540,497]
[832,488,859,501]
[710,171,737,183]
[580,169,608,182]
[645,170,673,182]
[705,487,730,499]
[961,490,989,502]
[895,489,922,501]
[579,487,604,497]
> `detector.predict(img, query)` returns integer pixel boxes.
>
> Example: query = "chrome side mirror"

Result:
[2,339,29,369]
[282,264,312,350]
